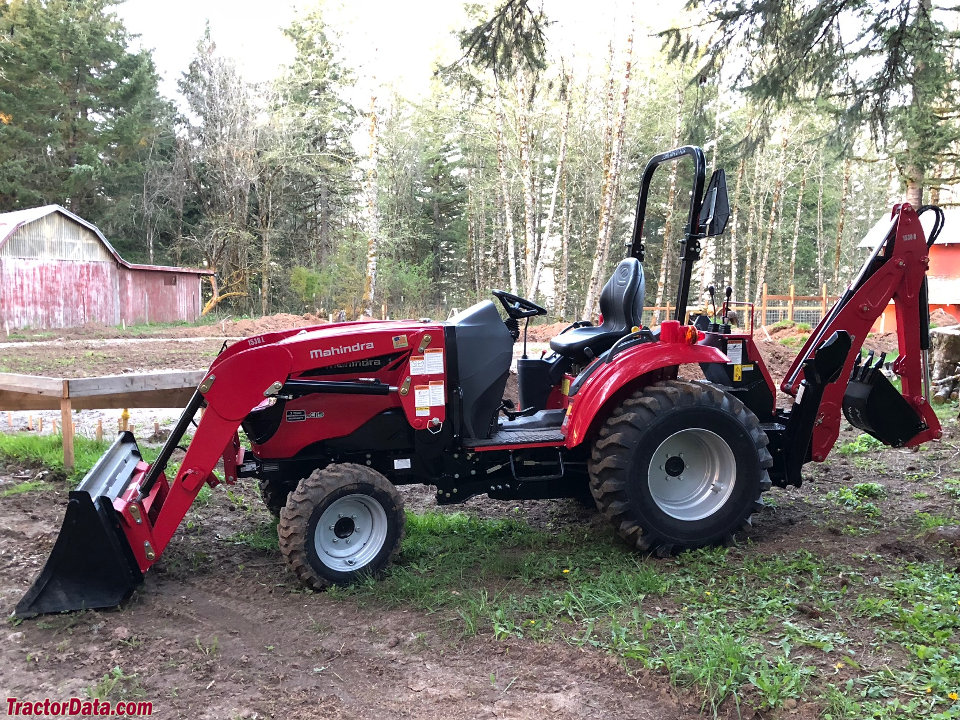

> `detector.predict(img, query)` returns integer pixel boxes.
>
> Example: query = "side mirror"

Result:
[698,169,729,237]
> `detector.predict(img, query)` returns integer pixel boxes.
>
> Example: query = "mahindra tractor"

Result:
[16,145,945,617]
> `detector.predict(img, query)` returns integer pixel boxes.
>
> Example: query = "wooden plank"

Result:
[0,373,63,396]
[0,390,61,411]
[67,371,205,398]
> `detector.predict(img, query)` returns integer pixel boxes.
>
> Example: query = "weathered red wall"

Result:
[118,268,201,324]
[0,258,119,330]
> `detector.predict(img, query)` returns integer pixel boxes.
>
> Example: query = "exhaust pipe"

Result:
[15,433,145,618]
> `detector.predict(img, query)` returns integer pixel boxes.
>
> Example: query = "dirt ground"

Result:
[1,477,703,720]
[1,316,958,718]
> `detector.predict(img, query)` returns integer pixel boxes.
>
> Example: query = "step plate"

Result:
[465,428,565,448]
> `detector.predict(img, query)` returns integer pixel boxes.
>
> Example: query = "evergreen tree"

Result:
[0,0,172,254]
[666,0,960,205]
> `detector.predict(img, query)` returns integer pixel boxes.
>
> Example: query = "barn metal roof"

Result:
[0,204,213,275]
[858,205,960,249]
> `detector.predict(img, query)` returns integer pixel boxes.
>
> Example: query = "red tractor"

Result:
[16,146,944,617]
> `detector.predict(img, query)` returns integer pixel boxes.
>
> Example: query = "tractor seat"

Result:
[550,257,645,364]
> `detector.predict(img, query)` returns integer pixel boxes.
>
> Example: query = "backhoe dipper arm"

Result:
[781,203,942,463]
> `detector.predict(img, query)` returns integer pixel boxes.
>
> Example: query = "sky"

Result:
[116,0,687,104]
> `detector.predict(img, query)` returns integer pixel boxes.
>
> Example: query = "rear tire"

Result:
[278,464,405,590]
[258,477,289,518]
[589,380,772,554]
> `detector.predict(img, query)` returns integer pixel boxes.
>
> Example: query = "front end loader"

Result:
[15,146,943,618]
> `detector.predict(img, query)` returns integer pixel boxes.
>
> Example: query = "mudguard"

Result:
[564,341,728,448]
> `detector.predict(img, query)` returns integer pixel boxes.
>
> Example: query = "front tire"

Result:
[278,464,405,590]
[589,380,772,554]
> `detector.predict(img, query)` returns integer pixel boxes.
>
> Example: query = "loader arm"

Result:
[781,203,942,463]
[16,322,439,617]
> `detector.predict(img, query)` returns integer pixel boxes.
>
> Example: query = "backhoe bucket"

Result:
[842,353,927,448]
[15,433,144,618]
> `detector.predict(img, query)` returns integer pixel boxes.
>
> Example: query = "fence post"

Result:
[761,283,768,327]
[788,284,795,324]
[60,380,74,470]
[821,283,828,318]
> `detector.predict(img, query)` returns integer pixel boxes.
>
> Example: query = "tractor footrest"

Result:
[465,428,565,448]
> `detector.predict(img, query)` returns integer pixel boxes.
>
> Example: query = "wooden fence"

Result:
[642,284,839,328]
[0,371,204,468]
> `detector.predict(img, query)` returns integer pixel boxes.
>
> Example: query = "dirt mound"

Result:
[526,322,569,343]
[766,322,805,340]
[864,331,899,355]
[228,313,327,336]
[931,308,960,328]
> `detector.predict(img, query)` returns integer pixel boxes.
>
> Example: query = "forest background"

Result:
[1,0,957,322]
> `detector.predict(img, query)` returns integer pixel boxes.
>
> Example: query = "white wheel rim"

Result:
[647,428,737,521]
[314,494,388,572]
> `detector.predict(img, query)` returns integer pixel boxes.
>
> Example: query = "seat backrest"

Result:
[598,257,645,332]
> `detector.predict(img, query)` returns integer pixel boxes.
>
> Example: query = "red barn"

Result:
[859,206,960,332]
[0,205,212,331]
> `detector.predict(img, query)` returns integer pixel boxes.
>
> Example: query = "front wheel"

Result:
[278,464,405,590]
[589,380,772,554]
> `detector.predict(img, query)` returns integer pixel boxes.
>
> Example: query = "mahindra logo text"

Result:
[309,341,375,359]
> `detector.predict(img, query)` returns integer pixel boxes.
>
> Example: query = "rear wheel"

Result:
[278,464,405,590]
[589,380,771,554]
[258,477,289,518]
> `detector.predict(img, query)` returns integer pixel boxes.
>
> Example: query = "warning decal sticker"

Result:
[424,348,444,374]
[429,381,444,406]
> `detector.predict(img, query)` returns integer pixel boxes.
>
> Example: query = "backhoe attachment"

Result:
[780,202,943,462]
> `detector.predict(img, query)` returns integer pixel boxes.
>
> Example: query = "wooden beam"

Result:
[67,371,205,398]
[0,371,203,412]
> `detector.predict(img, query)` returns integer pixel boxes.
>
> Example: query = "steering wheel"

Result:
[491,289,547,319]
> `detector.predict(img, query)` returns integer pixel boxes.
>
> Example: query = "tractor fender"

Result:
[563,342,728,448]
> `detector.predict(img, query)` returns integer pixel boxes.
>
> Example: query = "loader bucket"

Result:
[842,353,927,448]
[15,433,144,618]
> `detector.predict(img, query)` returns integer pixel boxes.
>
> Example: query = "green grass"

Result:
[227,519,279,551]
[838,433,885,456]
[0,479,52,497]
[778,335,810,348]
[325,512,960,717]
[0,432,161,482]
[86,666,145,701]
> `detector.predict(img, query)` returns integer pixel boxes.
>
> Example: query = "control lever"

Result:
[708,285,719,332]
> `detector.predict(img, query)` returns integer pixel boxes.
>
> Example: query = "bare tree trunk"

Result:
[362,94,380,318]
[833,156,851,288]
[698,99,724,297]
[516,71,537,294]
[754,135,788,306]
[557,176,570,320]
[581,45,616,319]
[260,185,273,316]
[494,82,519,294]
[904,163,924,208]
[728,151,747,299]
[582,30,634,320]
[788,160,809,289]
[530,72,572,301]
[652,82,685,322]
[816,152,825,289]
